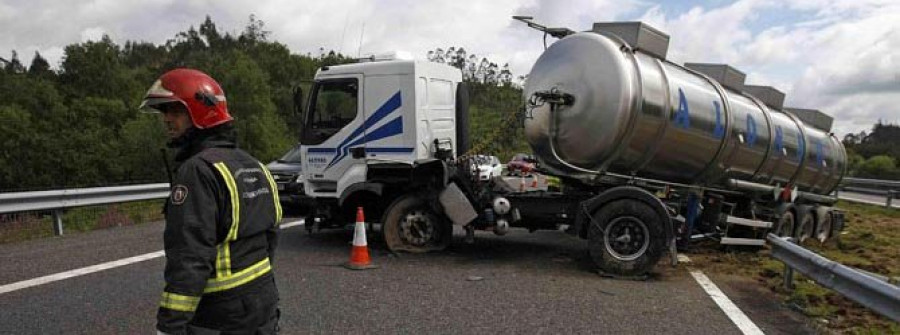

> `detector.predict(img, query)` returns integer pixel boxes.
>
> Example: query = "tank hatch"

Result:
[785,107,834,132]
[744,85,786,110]
[591,22,670,60]
[684,63,746,92]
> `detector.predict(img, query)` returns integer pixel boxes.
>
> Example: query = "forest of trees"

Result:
[0,16,527,191]
[843,121,900,179]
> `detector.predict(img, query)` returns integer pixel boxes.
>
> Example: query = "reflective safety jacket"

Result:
[157,135,282,334]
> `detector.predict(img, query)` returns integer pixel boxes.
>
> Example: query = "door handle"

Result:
[350,147,365,159]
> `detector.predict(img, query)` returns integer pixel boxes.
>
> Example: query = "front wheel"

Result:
[382,194,452,253]
[587,199,666,277]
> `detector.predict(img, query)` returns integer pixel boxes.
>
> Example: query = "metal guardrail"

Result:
[767,234,900,322]
[835,177,900,208]
[0,184,170,236]
[842,177,900,189]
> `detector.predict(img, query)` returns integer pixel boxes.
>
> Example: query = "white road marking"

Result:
[0,251,165,295]
[280,219,305,229]
[1,219,305,295]
[690,270,764,335]
[677,254,692,263]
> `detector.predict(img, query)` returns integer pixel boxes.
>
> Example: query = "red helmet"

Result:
[140,68,233,129]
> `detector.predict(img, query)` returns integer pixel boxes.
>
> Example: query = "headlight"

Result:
[295,174,304,183]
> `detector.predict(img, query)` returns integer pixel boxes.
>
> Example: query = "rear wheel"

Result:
[587,199,665,277]
[382,194,452,253]
[774,211,795,238]
[815,211,833,243]
[797,212,815,243]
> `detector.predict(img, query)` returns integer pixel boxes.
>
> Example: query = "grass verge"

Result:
[687,200,900,334]
[0,199,165,244]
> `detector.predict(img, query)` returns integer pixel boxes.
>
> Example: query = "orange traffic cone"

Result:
[345,207,378,270]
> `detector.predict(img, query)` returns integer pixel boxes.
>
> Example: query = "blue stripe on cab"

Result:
[347,117,403,148]
[333,92,402,154]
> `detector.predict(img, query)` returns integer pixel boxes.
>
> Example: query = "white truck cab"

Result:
[298,57,473,245]
[301,59,462,198]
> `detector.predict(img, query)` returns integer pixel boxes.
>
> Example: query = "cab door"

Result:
[300,76,366,197]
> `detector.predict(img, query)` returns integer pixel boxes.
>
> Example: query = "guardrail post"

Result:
[887,191,894,208]
[783,266,794,290]
[51,209,64,236]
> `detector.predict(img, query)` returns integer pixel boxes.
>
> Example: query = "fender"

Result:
[574,186,675,249]
[338,182,383,207]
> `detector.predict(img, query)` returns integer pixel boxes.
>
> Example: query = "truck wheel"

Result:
[815,211,833,243]
[587,199,665,277]
[382,194,452,253]
[797,212,815,243]
[774,211,795,238]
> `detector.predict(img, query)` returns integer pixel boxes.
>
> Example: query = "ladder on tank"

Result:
[719,216,772,246]
[675,210,773,246]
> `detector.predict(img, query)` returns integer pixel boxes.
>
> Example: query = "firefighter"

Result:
[140,68,282,334]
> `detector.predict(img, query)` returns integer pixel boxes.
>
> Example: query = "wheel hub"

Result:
[400,210,435,246]
[604,216,650,261]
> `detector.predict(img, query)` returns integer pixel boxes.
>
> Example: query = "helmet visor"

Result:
[139,79,179,113]
[139,97,182,113]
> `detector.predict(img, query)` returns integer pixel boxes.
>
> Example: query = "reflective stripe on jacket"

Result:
[157,142,281,334]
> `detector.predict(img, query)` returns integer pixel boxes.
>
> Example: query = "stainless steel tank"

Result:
[523,32,846,195]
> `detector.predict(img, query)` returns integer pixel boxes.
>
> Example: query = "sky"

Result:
[0,0,897,136]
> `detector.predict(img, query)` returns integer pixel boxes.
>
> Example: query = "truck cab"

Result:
[299,56,469,237]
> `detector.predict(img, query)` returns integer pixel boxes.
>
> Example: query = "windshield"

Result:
[279,145,303,163]
[301,78,359,145]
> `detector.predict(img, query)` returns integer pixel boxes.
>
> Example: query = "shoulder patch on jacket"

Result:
[171,185,189,205]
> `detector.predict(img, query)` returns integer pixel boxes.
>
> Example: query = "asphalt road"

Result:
[0,217,817,334]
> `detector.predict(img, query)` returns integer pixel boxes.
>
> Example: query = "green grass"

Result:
[0,199,165,244]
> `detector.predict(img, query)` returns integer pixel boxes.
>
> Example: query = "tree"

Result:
[27,52,54,78]
[858,155,897,179]
[60,36,142,105]
[845,150,864,176]
[3,51,25,74]
[118,114,168,183]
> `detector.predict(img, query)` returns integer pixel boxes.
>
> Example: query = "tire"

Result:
[382,194,452,253]
[774,211,795,238]
[815,211,833,243]
[587,199,666,277]
[797,211,815,243]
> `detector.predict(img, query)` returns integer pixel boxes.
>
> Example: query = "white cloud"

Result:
[80,27,108,42]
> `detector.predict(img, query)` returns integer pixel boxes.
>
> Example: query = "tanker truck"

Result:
[296,18,846,276]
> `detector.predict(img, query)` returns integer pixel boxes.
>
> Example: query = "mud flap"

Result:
[438,182,478,226]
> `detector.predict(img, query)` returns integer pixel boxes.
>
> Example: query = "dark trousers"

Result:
[189,276,279,335]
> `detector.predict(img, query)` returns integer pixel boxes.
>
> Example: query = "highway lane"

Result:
[0,218,816,334]
[838,191,899,209]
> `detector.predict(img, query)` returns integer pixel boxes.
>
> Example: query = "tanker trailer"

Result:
[504,17,846,276]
